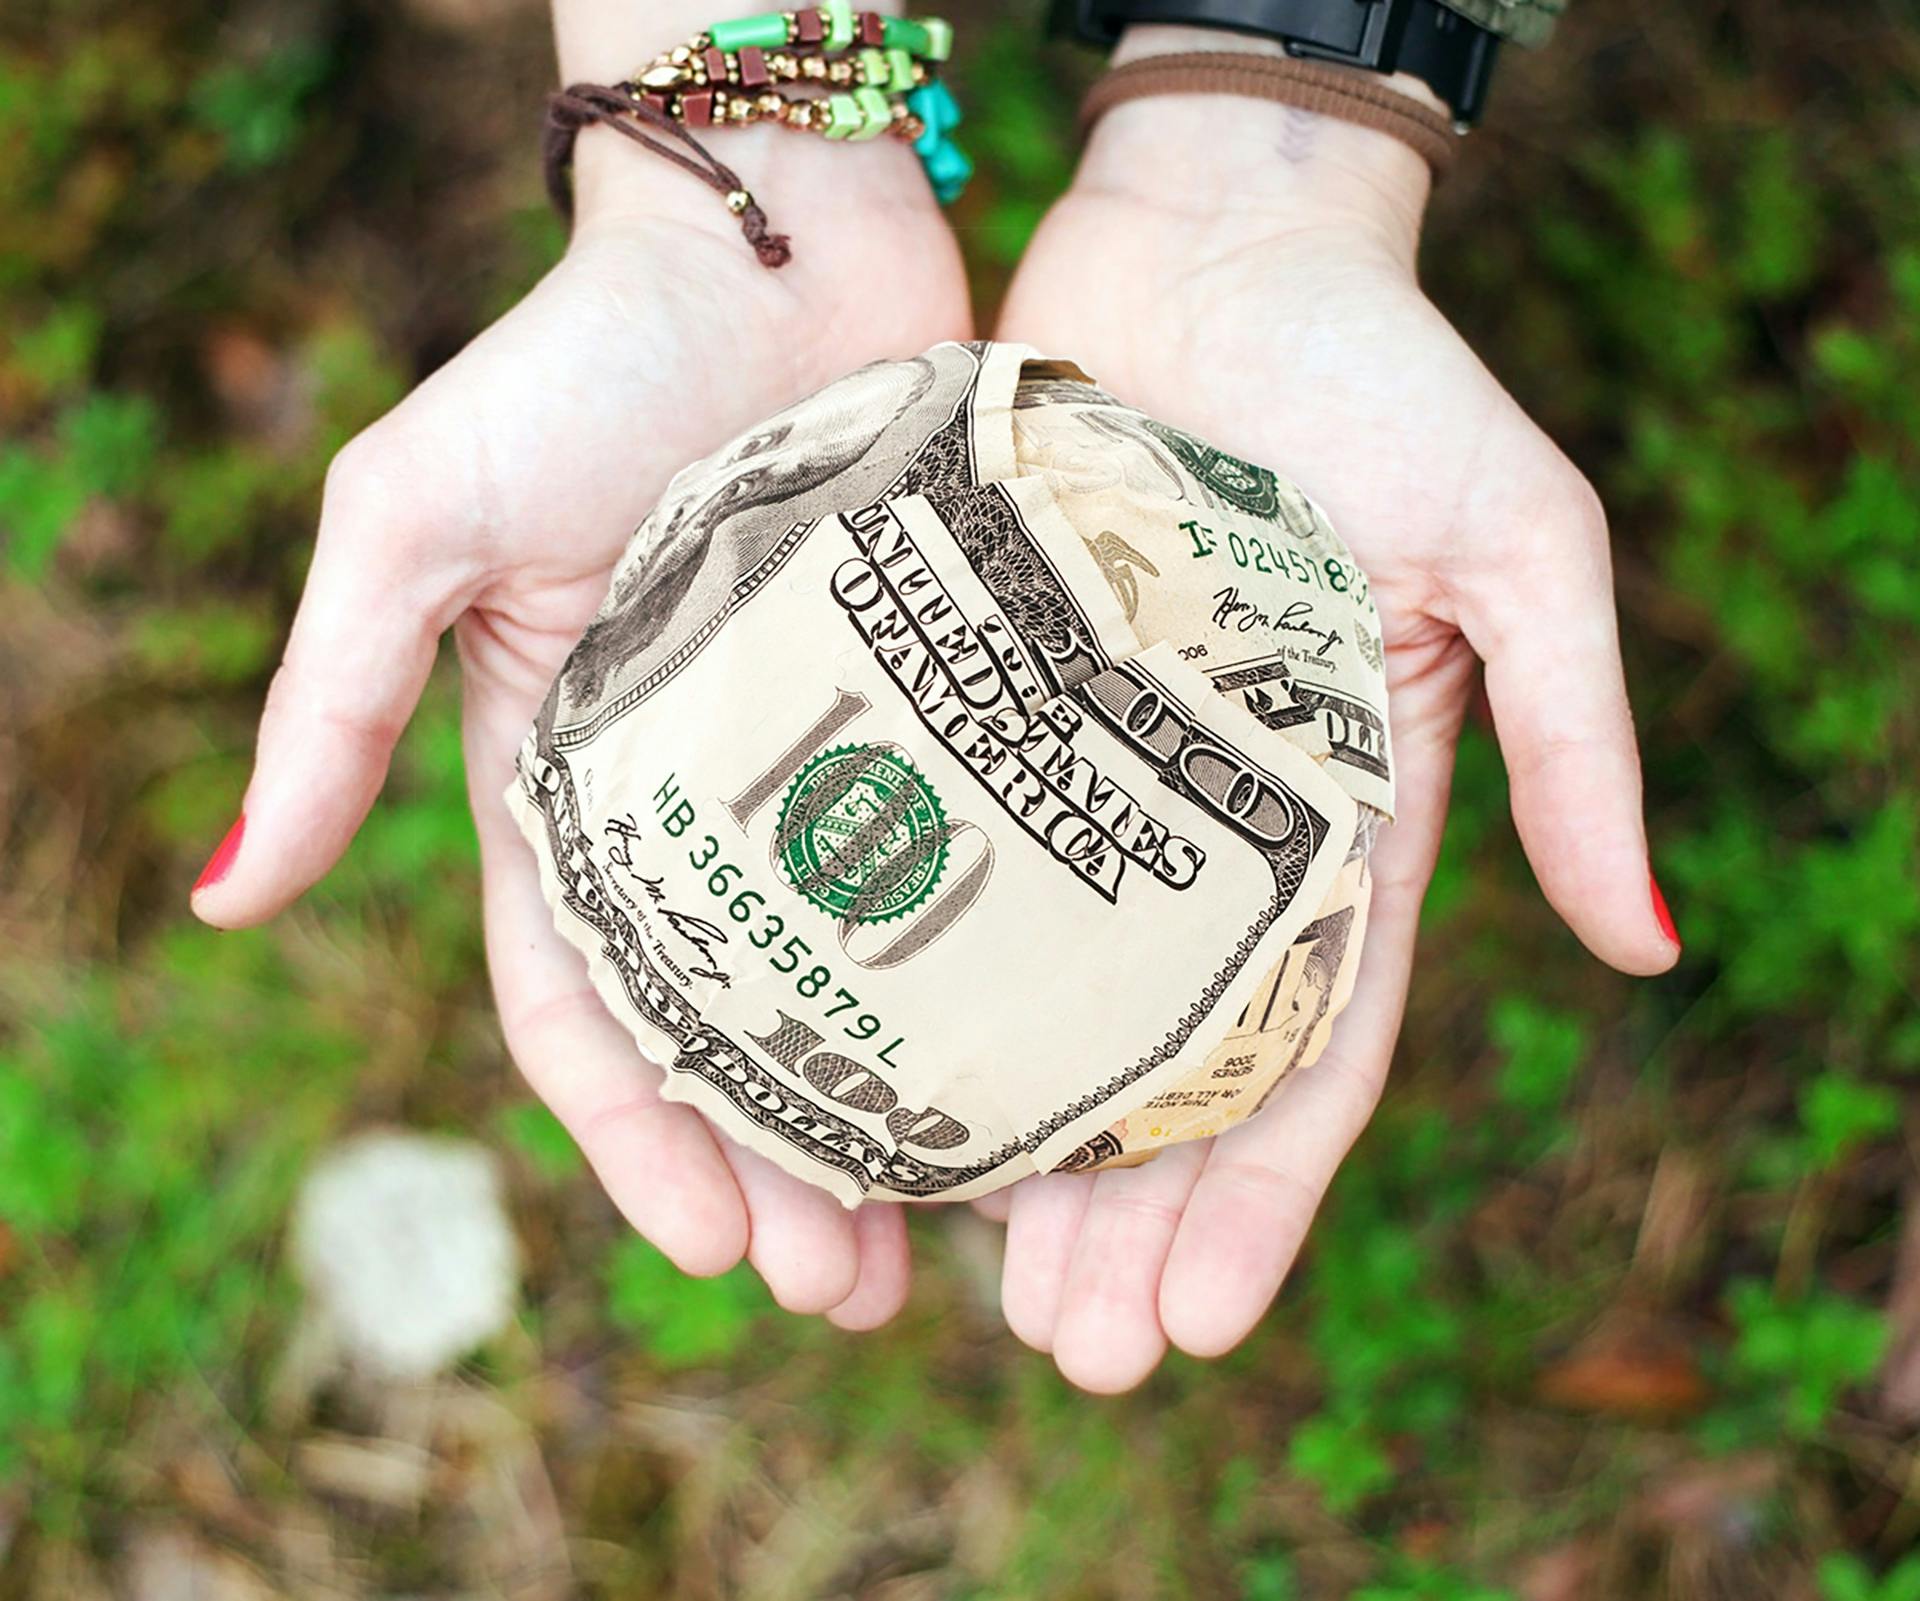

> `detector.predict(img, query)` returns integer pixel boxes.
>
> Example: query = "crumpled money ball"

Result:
[511,343,1390,1204]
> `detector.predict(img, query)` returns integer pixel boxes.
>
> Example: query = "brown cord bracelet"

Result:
[545,83,793,268]
[1080,52,1460,177]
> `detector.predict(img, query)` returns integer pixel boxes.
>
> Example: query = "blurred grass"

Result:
[2,0,1919,1595]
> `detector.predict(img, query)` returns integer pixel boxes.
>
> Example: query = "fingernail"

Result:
[194,814,246,894]
[1649,868,1680,948]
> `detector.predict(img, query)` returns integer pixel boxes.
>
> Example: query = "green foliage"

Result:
[5,0,1919,1591]
[0,953,359,1520]
[1717,1280,1887,1441]
[497,1101,585,1182]
[1798,1071,1902,1170]
[605,1237,768,1369]
[1353,1563,1513,1601]
[1489,996,1589,1117]
[189,40,330,170]
[1819,1553,1920,1601]
[1287,1412,1394,1514]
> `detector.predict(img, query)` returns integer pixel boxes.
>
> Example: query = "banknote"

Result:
[1011,382,1394,818]
[1055,824,1375,1172]
[511,342,1383,1202]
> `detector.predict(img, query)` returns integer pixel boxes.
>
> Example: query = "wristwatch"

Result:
[1049,0,1502,126]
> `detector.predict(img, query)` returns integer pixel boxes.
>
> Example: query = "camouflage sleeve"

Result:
[1441,0,1564,48]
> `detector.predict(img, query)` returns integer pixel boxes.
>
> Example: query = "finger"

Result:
[970,1189,1014,1224]
[999,1171,1096,1354]
[1049,1142,1209,1394]
[471,730,749,1278]
[826,1204,913,1332]
[191,433,477,929]
[1158,676,1463,1359]
[1454,469,1678,976]
[724,1142,864,1315]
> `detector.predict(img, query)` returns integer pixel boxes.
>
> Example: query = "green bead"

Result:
[919,17,953,60]
[886,47,914,89]
[823,91,860,138]
[849,85,891,140]
[882,15,931,55]
[859,46,891,88]
[709,12,788,51]
[823,0,855,51]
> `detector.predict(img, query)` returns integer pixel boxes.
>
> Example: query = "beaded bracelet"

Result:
[543,6,969,269]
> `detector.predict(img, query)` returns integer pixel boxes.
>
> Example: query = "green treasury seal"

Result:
[1141,417,1283,520]
[775,743,950,926]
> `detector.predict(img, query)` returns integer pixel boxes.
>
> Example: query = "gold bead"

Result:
[728,96,752,121]
[639,63,686,90]
[800,55,827,79]
[726,188,752,214]
[670,45,692,63]
[768,52,796,77]
[758,92,784,115]
[827,59,853,83]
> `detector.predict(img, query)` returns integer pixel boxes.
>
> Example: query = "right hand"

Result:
[981,46,1680,1390]
[189,119,971,1329]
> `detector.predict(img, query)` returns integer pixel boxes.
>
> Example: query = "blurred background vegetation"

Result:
[3,0,1919,1595]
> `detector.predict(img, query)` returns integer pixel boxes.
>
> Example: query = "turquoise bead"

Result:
[709,12,788,51]
[907,79,960,138]
[882,15,931,55]
[921,136,971,203]
[822,90,859,139]
[849,85,891,140]
[919,17,953,60]
[823,0,855,51]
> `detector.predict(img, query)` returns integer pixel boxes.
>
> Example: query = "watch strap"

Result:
[1050,0,1501,125]
[1080,51,1459,173]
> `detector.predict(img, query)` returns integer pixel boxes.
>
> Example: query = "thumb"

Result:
[190,436,476,929]
[1456,471,1680,977]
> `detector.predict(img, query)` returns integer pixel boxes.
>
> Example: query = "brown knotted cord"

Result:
[544,83,793,269]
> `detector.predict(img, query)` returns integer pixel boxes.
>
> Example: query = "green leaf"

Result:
[1287,1411,1392,1514]
[1489,996,1589,1114]
[496,1101,583,1182]
[1725,1280,1887,1437]
[1799,1072,1901,1170]
[605,1236,767,1369]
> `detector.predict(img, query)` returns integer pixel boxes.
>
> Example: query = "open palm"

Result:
[192,160,970,1328]
[985,129,1679,1390]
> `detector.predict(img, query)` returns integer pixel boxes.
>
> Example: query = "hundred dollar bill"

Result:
[1055,823,1375,1172]
[512,342,1385,1202]
[1011,379,1394,819]
[512,479,1357,1203]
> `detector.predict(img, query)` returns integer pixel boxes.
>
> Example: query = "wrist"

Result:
[1077,24,1433,268]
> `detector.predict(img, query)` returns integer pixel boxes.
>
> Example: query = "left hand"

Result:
[190,102,971,1329]
[982,49,1680,1391]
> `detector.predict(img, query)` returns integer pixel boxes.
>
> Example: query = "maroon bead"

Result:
[704,46,728,81]
[641,90,670,115]
[858,10,885,44]
[738,45,770,87]
[794,8,824,43]
[680,89,714,126]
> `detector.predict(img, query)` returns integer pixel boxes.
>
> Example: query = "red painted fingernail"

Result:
[1649,869,1680,948]
[194,814,246,894]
